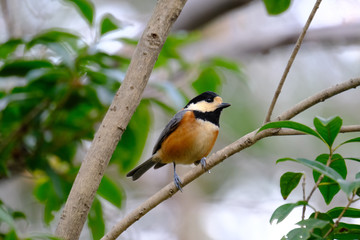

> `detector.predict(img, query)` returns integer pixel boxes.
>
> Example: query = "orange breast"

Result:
[156,111,219,165]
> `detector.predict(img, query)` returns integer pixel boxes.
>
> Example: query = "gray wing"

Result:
[152,110,188,155]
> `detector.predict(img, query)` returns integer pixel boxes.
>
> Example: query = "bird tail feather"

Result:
[126,158,156,181]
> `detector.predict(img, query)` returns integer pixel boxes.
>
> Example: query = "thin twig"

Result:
[301,176,306,220]
[264,0,323,123]
[102,78,360,240]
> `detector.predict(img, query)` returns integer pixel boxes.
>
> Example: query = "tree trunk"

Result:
[55,0,188,239]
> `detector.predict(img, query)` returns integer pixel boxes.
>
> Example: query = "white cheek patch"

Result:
[186,101,219,112]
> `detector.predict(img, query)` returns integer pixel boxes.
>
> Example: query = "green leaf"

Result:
[263,0,291,15]
[12,211,26,220]
[270,201,307,224]
[25,233,62,240]
[26,68,72,90]
[28,30,80,47]
[155,32,198,69]
[283,227,310,240]
[327,207,360,219]
[277,157,358,196]
[0,60,53,77]
[308,212,333,237]
[4,230,18,240]
[210,57,241,73]
[296,218,330,229]
[192,67,222,94]
[100,14,121,36]
[277,157,344,181]
[210,57,244,81]
[344,157,360,163]
[0,206,16,228]
[88,197,105,240]
[44,194,61,224]
[33,174,69,225]
[334,222,360,239]
[340,137,360,147]
[341,179,360,197]
[97,175,123,208]
[313,116,342,148]
[64,0,94,25]
[258,121,322,141]
[0,39,23,59]
[33,180,51,202]
[27,30,82,67]
[280,172,303,200]
[313,154,347,205]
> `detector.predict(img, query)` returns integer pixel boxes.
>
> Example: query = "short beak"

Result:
[218,102,231,109]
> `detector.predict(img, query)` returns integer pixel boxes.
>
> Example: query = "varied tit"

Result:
[126,91,230,191]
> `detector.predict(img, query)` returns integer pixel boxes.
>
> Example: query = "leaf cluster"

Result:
[0,0,244,239]
[259,116,360,239]
[0,1,132,239]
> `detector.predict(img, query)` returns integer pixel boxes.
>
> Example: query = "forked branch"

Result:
[102,78,360,240]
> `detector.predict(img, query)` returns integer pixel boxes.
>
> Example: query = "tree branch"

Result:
[54,0,187,239]
[102,78,360,240]
[264,0,323,123]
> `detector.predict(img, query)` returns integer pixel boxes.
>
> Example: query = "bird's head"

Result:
[184,91,231,112]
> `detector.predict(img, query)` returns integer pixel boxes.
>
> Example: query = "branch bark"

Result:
[102,78,360,240]
[55,0,187,239]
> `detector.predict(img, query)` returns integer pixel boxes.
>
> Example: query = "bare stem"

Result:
[301,176,306,220]
[264,0,323,123]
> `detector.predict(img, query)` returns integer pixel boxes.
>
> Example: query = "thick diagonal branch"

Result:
[55,1,187,239]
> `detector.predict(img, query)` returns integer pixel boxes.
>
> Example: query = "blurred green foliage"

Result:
[0,0,243,239]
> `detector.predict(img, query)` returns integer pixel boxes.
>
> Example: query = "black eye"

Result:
[205,98,213,103]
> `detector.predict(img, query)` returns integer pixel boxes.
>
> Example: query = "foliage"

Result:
[0,0,243,239]
[259,116,360,239]
[262,0,292,15]
[0,200,61,240]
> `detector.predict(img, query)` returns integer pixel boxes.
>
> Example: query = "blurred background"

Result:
[0,0,360,239]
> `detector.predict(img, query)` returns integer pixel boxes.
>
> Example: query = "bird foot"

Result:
[200,157,211,173]
[174,172,183,192]
[200,157,207,170]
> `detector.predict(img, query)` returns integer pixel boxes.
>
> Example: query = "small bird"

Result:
[126,91,230,191]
